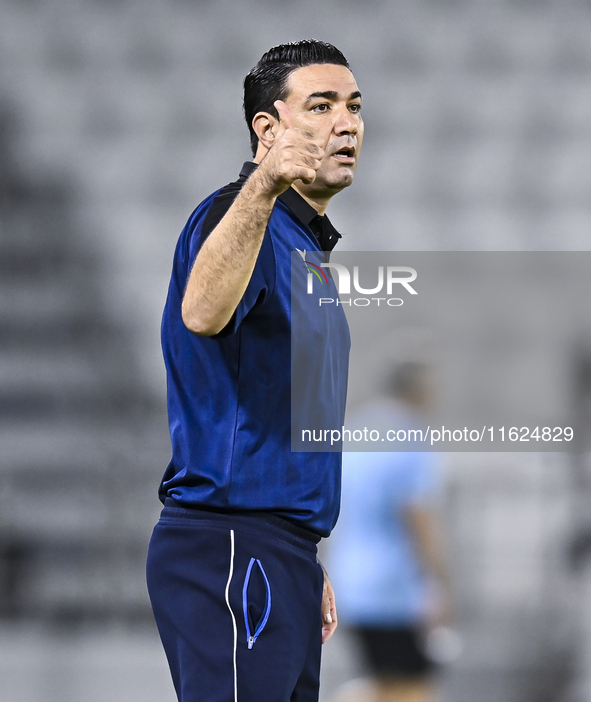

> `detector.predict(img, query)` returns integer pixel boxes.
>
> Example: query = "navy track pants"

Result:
[146,502,324,702]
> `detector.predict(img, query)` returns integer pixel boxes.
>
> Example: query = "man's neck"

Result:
[290,183,330,216]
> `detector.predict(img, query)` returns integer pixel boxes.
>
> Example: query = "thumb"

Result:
[274,100,294,131]
[322,587,332,623]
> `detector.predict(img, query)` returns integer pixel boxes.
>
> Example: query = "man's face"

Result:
[282,64,364,197]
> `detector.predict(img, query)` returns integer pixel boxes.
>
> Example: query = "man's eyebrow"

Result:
[306,91,338,102]
[304,90,363,102]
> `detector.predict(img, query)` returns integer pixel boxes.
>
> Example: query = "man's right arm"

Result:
[181,174,276,336]
[181,101,329,336]
[404,504,453,628]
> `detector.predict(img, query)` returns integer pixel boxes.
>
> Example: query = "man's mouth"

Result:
[331,145,356,164]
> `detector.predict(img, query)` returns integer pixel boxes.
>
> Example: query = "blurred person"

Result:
[329,363,452,702]
[146,40,364,702]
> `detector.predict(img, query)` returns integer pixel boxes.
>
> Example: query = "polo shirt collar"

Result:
[239,161,342,250]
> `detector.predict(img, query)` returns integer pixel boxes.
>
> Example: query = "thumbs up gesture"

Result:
[255,99,334,196]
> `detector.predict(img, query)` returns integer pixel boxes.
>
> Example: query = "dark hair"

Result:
[388,362,428,399]
[243,40,350,156]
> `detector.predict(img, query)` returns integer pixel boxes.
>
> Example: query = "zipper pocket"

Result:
[242,557,272,649]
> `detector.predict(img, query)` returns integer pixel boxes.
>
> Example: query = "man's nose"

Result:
[334,106,358,135]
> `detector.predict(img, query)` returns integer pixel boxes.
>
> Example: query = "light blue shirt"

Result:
[328,401,438,625]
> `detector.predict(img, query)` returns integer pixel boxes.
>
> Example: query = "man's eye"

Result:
[312,104,330,112]
[349,104,362,113]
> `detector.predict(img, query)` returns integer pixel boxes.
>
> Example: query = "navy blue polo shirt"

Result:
[159,163,350,537]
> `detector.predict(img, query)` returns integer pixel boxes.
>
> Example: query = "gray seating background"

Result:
[2,1,591,700]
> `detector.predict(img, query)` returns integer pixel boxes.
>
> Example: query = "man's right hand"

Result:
[182,100,333,336]
[254,100,332,197]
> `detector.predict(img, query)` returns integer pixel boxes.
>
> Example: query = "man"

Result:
[330,363,452,702]
[146,40,364,702]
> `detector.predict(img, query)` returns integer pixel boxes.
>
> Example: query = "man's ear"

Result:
[252,111,279,152]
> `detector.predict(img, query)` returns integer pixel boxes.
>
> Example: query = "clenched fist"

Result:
[255,99,333,197]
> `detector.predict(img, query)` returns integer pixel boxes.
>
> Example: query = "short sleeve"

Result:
[184,189,276,337]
